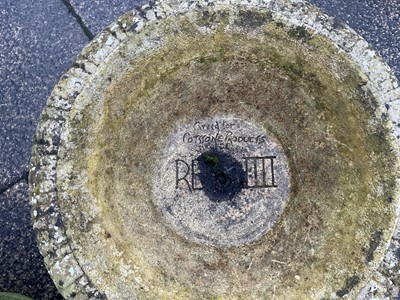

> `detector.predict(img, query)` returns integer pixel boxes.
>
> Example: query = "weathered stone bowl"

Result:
[30,0,400,299]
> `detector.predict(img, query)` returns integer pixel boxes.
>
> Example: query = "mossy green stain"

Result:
[288,26,313,43]
[204,155,219,166]
[235,10,272,28]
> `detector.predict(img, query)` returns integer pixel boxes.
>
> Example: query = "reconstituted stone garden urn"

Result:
[30,0,400,299]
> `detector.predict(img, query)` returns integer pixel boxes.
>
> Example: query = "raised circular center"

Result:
[153,116,290,247]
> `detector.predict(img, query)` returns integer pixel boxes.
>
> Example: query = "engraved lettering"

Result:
[175,156,278,191]
[191,159,203,190]
[194,121,220,131]
[224,132,267,145]
[243,156,277,188]
[182,132,223,144]
[175,159,191,191]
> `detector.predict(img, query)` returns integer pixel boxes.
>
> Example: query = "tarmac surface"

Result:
[0,0,399,299]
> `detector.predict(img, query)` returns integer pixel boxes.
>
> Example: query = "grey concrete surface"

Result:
[0,0,399,299]
[0,181,62,300]
[0,0,88,299]
[0,0,89,191]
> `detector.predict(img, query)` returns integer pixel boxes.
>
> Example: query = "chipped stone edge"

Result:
[29,0,400,299]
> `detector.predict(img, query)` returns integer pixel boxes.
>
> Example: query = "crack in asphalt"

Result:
[0,170,29,196]
[61,0,95,40]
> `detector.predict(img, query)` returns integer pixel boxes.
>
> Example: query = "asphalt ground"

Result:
[0,0,399,299]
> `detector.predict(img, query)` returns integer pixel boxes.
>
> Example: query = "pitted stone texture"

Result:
[69,0,148,35]
[154,117,290,247]
[30,0,400,299]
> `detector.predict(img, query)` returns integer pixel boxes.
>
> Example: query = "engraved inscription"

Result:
[182,120,267,147]
[175,156,278,192]
[175,119,279,198]
[153,116,290,247]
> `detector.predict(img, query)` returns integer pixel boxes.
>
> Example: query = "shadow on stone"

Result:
[196,149,246,202]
